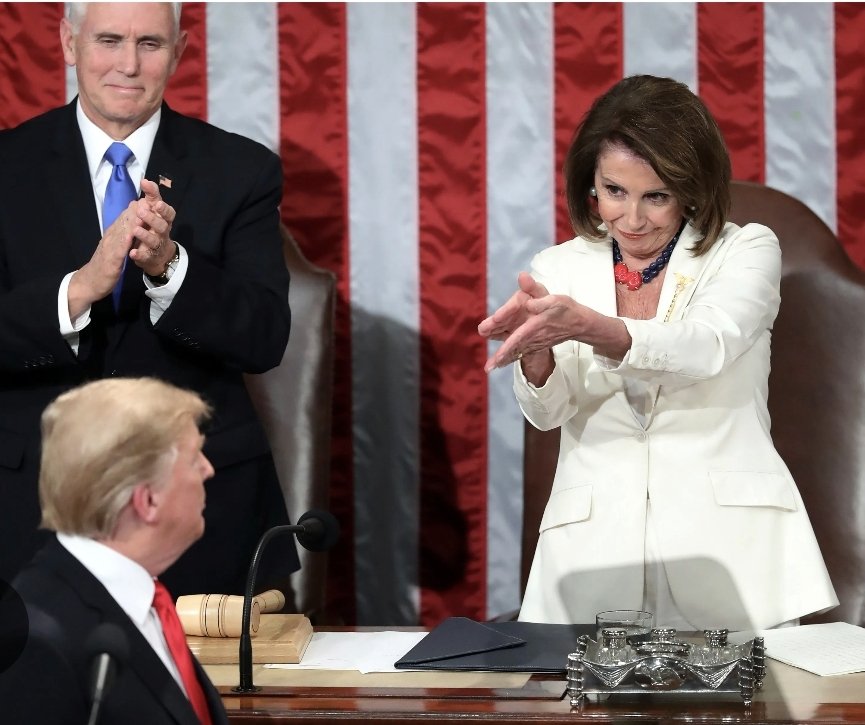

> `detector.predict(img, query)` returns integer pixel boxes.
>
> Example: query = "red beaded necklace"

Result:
[612,224,685,291]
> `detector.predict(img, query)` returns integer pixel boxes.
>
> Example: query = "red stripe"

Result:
[277,3,354,624]
[416,2,488,626]
[164,2,207,120]
[553,3,623,243]
[697,3,764,183]
[0,2,65,129]
[834,4,865,269]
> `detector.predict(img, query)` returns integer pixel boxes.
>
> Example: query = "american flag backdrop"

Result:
[2,2,864,627]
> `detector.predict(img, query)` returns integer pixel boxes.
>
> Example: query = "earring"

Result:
[589,186,597,197]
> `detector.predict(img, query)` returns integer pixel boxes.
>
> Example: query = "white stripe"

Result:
[207,3,280,152]
[65,62,78,104]
[65,3,78,102]
[764,3,836,233]
[347,2,420,625]
[623,3,697,92]
[485,2,555,619]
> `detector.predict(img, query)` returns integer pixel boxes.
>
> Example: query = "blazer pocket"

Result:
[539,484,593,533]
[710,471,798,512]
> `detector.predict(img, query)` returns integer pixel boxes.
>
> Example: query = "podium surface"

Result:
[202,628,865,724]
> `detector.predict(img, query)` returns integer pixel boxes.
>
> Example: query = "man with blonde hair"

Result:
[1,378,228,724]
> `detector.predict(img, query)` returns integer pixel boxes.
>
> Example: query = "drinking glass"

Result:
[595,609,653,642]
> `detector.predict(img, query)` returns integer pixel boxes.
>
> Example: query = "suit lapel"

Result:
[561,238,636,415]
[194,657,230,725]
[566,237,618,317]
[48,103,103,266]
[44,540,205,725]
[656,223,721,322]
[144,105,192,217]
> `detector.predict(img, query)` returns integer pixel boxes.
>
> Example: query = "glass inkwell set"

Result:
[566,626,766,705]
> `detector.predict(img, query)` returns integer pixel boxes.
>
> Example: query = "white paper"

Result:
[747,622,865,676]
[264,631,428,674]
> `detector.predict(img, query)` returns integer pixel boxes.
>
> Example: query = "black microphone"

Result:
[84,622,129,725]
[233,509,340,693]
[294,509,341,552]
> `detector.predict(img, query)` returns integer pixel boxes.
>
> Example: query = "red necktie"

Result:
[152,580,213,724]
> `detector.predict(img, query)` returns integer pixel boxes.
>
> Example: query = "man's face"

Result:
[151,419,214,562]
[59,3,187,139]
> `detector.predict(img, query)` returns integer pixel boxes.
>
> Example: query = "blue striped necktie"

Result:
[102,142,136,310]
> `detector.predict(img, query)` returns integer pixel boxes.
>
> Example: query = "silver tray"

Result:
[566,633,766,706]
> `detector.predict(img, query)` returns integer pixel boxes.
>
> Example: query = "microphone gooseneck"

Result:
[233,510,340,693]
[85,622,130,725]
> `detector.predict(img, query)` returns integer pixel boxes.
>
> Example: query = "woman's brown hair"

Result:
[564,75,731,254]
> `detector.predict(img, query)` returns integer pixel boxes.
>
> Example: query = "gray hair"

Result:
[66,3,182,37]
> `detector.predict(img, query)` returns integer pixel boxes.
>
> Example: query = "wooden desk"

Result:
[206,658,865,724]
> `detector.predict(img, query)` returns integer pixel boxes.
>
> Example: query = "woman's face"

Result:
[593,143,685,259]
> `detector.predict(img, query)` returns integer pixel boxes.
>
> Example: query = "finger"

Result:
[518,271,549,298]
[484,350,509,373]
[139,177,162,202]
[525,296,552,315]
[478,324,510,343]
[484,344,522,374]
[160,201,176,224]
[490,292,529,324]
[139,200,177,230]
[489,335,521,371]
[136,205,171,234]
[129,226,166,255]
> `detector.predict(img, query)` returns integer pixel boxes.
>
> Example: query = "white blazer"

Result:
[516,222,837,630]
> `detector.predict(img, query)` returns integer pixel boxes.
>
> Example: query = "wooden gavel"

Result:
[176,589,286,638]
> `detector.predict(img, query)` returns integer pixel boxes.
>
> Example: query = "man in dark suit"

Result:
[0,2,298,596]
[0,377,228,724]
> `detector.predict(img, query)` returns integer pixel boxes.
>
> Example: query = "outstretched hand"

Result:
[478,272,549,341]
[485,292,579,371]
[479,272,569,373]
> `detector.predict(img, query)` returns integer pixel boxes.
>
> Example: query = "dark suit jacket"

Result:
[0,102,299,594]
[0,537,229,725]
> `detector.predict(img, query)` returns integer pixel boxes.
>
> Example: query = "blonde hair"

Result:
[39,378,210,537]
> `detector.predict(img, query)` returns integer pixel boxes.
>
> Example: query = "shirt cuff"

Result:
[144,242,188,324]
[59,272,91,355]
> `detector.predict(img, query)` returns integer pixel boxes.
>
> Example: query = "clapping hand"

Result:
[128,178,177,276]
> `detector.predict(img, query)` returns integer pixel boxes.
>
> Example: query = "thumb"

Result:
[139,177,161,202]
[518,271,549,299]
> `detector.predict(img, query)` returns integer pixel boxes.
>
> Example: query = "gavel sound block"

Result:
[178,589,313,664]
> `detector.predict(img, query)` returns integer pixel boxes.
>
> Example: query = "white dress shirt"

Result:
[56,532,188,694]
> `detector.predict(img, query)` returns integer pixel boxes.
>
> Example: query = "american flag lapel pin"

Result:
[159,175,173,189]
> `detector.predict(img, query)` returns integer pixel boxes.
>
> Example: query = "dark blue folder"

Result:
[394,617,594,673]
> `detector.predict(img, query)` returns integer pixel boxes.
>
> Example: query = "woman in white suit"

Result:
[478,75,837,631]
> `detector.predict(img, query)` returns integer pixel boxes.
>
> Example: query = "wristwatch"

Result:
[147,242,180,286]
